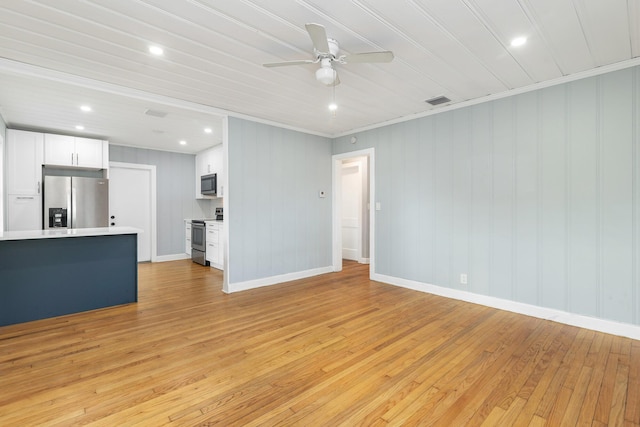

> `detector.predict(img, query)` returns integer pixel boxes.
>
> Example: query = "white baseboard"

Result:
[359,258,370,264]
[154,253,190,263]
[226,266,334,294]
[372,273,640,341]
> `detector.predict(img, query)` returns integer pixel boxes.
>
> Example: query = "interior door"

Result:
[341,162,362,261]
[109,165,152,262]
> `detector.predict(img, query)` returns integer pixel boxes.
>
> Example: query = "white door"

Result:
[341,162,362,261]
[109,164,154,262]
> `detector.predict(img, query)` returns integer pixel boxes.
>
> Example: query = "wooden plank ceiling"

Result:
[0,0,638,152]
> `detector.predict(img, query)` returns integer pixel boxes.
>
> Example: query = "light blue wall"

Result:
[227,117,332,284]
[109,145,216,256]
[334,66,640,326]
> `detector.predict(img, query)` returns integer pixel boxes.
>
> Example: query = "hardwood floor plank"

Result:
[626,342,640,424]
[560,365,593,425]
[0,260,638,426]
[534,327,592,418]
[594,351,622,424]
[576,334,613,425]
[609,363,630,426]
[509,325,578,426]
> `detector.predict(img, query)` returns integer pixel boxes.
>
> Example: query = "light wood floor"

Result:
[1,260,639,426]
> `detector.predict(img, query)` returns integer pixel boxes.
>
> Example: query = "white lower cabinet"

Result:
[7,194,42,231]
[205,221,224,270]
[185,221,192,255]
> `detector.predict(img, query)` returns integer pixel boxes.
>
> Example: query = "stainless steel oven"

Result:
[191,220,208,265]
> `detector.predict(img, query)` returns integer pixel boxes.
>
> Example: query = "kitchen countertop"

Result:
[0,226,141,242]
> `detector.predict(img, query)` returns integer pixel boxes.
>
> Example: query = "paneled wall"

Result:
[109,145,215,257]
[227,117,332,284]
[334,66,640,326]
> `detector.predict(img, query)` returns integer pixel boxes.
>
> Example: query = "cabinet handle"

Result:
[71,153,74,165]
[37,181,41,194]
[76,153,79,165]
[16,196,35,200]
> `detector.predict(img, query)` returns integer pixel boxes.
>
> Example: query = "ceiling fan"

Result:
[263,23,394,86]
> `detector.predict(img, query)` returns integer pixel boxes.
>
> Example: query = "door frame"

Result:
[109,162,157,262]
[332,148,375,276]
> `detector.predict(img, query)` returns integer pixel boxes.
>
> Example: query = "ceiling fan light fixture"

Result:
[316,67,336,85]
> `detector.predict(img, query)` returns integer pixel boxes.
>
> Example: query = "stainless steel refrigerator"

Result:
[43,176,109,229]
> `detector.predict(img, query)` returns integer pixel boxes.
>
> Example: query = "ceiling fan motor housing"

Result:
[315,39,340,59]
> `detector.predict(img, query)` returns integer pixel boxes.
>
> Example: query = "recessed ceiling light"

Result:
[149,45,164,56]
[204,127,212,134]
[179,140,187,145]
[328,103,338,111]
[75,125,84,130]
[510,36,527,47]
[80,105,92,112]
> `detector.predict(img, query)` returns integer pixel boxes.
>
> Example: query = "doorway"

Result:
[332,148,375,275]
[341,158,367,262]
[109,162,157,262]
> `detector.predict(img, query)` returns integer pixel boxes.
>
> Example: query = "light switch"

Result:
[375,202,381,211]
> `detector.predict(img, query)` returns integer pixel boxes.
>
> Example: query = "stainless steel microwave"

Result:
[201,173,217,196]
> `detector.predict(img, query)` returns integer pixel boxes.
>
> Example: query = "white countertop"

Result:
[0,226,141,242]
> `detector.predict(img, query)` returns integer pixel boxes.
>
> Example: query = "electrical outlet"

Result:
[460,274,468,285]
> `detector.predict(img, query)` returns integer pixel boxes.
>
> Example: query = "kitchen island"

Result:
[0,227,140,327]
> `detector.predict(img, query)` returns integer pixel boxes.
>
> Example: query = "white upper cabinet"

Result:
[44,134,106,169]
[6,129,44,195]
[74,137,105,168]
[195,144,223,199]
[43,134,74,166]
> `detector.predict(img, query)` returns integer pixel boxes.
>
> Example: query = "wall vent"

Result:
[144,109,168,118]
[425,96,451,106]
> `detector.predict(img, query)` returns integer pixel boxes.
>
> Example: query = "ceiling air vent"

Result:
[144,109,168,118]
[425,96,451,106]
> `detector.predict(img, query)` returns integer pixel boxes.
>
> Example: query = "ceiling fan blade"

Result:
[263,59,316,68]
[305,23,330,54]
[342,51,394,64]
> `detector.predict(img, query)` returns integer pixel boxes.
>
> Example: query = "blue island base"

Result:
[0,233,138,327]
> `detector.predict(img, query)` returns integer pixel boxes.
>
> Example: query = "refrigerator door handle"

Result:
[69,187,75,228]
